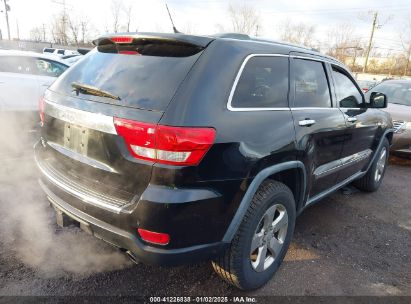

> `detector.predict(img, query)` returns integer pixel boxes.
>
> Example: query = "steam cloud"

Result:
[0,118,132,277]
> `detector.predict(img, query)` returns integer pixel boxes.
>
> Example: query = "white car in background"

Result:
[61,54,83,65]
[0,50,69,129]
[53,49,79,57]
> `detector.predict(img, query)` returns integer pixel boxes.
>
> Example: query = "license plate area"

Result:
[64,123,89,155]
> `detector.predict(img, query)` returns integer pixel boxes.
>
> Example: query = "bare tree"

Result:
[30,27,43,42]
[227,3,260,35]
[49,12,69,45]
[68,16,80,46]
[326,23,364,66]
[79,16,92,44]
[399,19,411,76]
[111,0,124,33]
[278,19,317,47]
[123,3,133,32]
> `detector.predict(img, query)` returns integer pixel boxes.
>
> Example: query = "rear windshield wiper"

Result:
[71,82,121,101]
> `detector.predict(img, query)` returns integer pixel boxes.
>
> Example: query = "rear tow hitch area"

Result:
[55,209,92,235]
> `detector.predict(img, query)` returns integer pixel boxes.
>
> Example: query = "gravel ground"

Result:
[0,153,410,297]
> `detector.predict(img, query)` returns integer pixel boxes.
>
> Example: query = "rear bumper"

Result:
[39,179,229,265]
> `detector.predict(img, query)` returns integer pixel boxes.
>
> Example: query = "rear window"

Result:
[44,48,54,53]
[49,39,203,111]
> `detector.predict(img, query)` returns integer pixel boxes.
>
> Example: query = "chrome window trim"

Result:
[227,53,290,112]
[44,99,117,134]
[291,55,345,68]
[227,53,345,112]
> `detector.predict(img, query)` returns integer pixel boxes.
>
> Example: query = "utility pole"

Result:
[42,23,46,41]
[363,12,378,73]
[2,0,11,40]
[52,0,67,44]
[15,19,19,40]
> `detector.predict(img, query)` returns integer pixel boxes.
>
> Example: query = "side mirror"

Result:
[369,92,387,108]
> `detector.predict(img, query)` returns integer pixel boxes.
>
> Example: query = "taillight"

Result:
[138,228,170,245]
[113,118,216,166]
[38,97,45,124]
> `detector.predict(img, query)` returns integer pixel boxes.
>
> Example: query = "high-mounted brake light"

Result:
[114,118,216,166]
[138,228,170,245]
[119,50,140,55]
[110,36,133,43]
[38,97,45,124]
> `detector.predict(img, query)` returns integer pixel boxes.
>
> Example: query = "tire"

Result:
[212,180,296,290]
[353,138,389,192]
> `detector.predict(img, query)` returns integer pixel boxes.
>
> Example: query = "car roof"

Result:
[94,32,343,66]
[0,50,69,66]
[379,79,411,84]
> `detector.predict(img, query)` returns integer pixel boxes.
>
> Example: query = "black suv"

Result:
[35,33,393,290]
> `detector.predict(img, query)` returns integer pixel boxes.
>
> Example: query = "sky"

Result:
[1,0,410,55]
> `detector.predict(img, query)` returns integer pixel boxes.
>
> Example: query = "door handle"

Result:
[347,117,357,122]
[298,119,316,127]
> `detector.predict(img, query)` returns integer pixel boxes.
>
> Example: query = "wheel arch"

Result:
[222,161,306,243]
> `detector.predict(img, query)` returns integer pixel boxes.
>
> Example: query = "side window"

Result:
[293,59,331,108]
[332,68,363,108]
[34,59,68,77]
[231,56,289,108]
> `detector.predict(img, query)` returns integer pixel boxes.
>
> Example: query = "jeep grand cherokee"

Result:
[35,33,393,290]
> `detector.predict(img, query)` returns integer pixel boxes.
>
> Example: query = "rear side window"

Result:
[293,59,331,108]
[35,58,68,77]
[231,56,289,108]
[332,68,363,108]
[50,40,204,111]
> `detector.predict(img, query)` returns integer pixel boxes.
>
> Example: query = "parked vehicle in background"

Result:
[43,47,56,54]
[0,50,69,130]
[357,80,378,92]
[61,54,83,65]
[367,80,411,157]
[52,49,79,57]
[77,48,91,55]
[35,33,393,290]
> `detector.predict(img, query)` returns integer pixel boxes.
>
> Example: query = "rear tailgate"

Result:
[37,34,212,212]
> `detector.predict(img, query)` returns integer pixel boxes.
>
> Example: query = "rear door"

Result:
[330,66,377,181]
[290,56,347,199]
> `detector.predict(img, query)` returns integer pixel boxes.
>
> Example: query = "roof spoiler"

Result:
[93,32,214,48]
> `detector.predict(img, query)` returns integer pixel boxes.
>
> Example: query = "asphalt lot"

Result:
[0,147,410,297]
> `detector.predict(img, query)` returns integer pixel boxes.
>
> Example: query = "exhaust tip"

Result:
[125,250,140,265]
